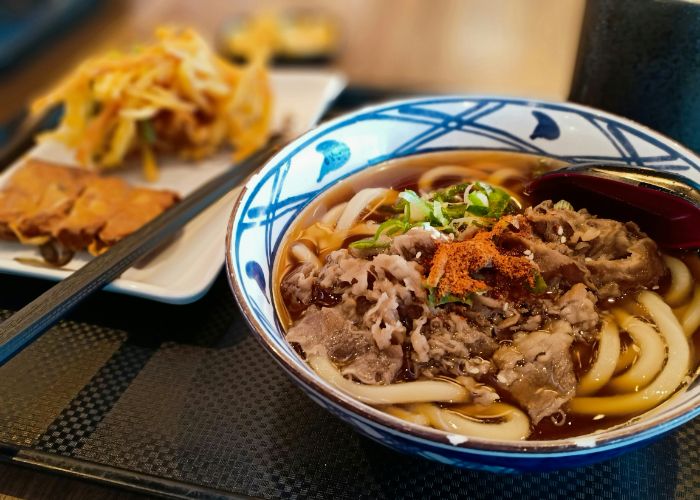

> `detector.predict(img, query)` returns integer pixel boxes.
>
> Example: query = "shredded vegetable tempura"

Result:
[32,27,272,181]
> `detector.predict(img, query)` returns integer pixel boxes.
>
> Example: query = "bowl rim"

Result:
[225,94,700,455]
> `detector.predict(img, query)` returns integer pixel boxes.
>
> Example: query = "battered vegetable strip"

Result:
[32,27,272,181]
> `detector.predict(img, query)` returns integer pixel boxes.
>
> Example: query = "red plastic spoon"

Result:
[526,164,700,249]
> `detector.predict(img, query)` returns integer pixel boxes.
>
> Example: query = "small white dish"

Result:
[0,69,345,303]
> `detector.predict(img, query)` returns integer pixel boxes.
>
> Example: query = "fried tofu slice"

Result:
[0,160,95,242]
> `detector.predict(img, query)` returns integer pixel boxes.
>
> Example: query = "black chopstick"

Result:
[0,134,285,366]
[0,106,62,171]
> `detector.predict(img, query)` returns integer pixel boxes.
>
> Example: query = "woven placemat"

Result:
[0,273,698,499]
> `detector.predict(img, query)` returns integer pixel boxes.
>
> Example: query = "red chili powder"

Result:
[427,216,538,298]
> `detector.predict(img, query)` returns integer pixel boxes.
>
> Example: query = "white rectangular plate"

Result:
[0,70,345,303]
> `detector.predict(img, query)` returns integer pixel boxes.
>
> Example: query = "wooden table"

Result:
[0,0,584,498]
[0,0,584,122]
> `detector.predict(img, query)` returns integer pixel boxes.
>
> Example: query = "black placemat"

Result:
[0,272,699,499]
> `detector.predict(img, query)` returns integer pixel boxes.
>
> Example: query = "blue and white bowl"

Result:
[225,96,700,472]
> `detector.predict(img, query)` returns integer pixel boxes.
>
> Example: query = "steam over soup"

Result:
[274,151,700,441]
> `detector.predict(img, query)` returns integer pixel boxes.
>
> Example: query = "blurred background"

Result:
[0,0,586,124]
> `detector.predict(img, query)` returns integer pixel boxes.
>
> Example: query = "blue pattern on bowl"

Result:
[226,96,700,472]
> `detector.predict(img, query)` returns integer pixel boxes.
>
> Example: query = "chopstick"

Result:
[0,106,62,170]
[0,134,285,366]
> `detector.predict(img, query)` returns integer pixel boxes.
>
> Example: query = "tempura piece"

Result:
[32,27,272,181]
[0,160,180,264]
[52,177,132,251]
[52,176,180,254]
[93,186,180,253]
[0,160,95,243]
[224,10,338,60]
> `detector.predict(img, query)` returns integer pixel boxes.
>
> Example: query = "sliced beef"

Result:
[341,346,404,384]
[547,283,599,339]
[286,307,402,385]
[434,313,498,358]
[522,238,590,287]
[417,312,498,379]
[519,314,543,331]
[547,319,574,337]
[585,235,665,298]
[497,201,666,299]
[450,293,546,338]
[493,330,576,424]
[390,227,438,262]
[280,263,317,318]
[313,249,427,350]
[453,294,507,329]
[495,310,521,332]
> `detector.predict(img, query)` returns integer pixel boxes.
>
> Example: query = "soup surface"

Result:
[275,151,699,441]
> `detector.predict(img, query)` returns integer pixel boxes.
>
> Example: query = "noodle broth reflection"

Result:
[274,151,699,441]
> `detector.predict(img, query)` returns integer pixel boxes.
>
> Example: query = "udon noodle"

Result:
[274,151,699,441]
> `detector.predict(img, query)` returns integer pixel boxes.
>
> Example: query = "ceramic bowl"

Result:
[225,96,700,472]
